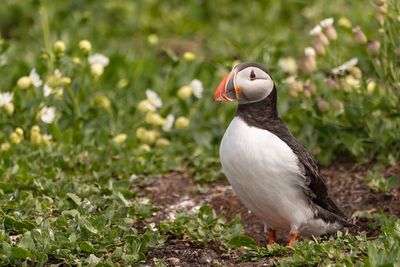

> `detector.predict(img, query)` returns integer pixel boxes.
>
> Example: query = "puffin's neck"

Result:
[236,87,280,128]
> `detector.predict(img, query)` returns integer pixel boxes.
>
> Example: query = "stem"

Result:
[39,5,53,71]
[65,85,80,129]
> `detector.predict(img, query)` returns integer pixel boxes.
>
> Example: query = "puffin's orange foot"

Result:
[267,229,276,245]
[288,231,298,248]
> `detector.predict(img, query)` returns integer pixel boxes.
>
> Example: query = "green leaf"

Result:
[80,241,96,253]
[62,209,80,217]
[229,235,257,248]
[10,246,30,260]
[67,193,82,205]
[78,218,98,235]
[4,215,35,232]
[18,231,36,251]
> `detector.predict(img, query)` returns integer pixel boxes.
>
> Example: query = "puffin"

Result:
[214,62,351,247]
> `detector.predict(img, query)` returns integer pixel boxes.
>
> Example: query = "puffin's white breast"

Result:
[220,117,313,231]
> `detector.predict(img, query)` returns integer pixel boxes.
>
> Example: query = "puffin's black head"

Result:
[214,62,274,104]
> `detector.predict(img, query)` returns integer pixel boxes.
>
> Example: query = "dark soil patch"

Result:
[144,162,400,266]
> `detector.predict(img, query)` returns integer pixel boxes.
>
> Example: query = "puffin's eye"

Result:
[250,70,256,80]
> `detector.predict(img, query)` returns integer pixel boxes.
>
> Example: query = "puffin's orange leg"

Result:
[267,229,277,245]
[288,230,298,248]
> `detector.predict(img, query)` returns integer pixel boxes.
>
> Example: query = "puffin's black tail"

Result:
[316,205,359,229]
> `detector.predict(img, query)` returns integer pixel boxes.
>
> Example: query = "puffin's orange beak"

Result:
[213,72,237,102]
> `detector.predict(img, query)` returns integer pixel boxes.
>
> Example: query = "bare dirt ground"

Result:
[143,163,400,266]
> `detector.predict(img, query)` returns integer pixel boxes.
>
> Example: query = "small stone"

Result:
[167,257,180,266]
[198,253,212,264]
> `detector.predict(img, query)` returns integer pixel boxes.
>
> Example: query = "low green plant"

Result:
[159,205,244,247]
[363,166,399,194]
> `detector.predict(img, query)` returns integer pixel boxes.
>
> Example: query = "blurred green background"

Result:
[0,1,399,264]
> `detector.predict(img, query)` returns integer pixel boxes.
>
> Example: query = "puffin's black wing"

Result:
[289,139,347,219]
[262,119,347,220]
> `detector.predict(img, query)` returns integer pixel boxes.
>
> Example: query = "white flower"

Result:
[88,53,109,67]
[331,58,358,74]
[282,76,297,84]
[137,197,150,205]
[87,254,101,265]
[320,18,334,27]
[146,89,162,108]
[190,79,204,98]
[162,114,175,132]
[148,222,158,232]
[54,69,62,78]
[309,25,322,35]
[40,106,56,124]
[129,174,138,182]
[43,84,52,97]
[29,69,43,88]
[304,47,316,57]
[278,57,298,74]
[0,92,13,106]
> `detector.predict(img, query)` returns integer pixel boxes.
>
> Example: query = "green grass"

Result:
[0,0,399,265]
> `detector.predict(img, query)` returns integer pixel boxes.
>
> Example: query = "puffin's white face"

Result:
[214,63,274,104]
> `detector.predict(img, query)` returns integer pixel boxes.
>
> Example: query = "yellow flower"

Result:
[344,75,361,89]
[10,132,22,144]
[156,138,170,147]
[139,144,151,152]
[79,39,92,53]
[17,76,32,89]
[91,63,104,77]
[177,85,193,100]
[30,125,41,145]
[145,112,166,126]
[30,131,42,145]
[15,127,24,137]
[183,52,196,61]
[55,88,64,98]
[138,100,155,113]
[175,117,190,129]
[61,77,71,85]
[135,127,158,144]
[46,69,63,87]
[1,142,10,151]
[367,80,377,93]
[31,125,40,133]
[94,95,111,109]
[349,67,362,79]
[147,34,159,45]
[113,133,128,144]
[338,17,352,29]
[3,103,14,115]
[72,57,81,64]
[117,78,128,88]
[42,134,52,145]
[136,127,147,140]
[145,130,159,144]
[54,40,66,54]
[46,76,62,88]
